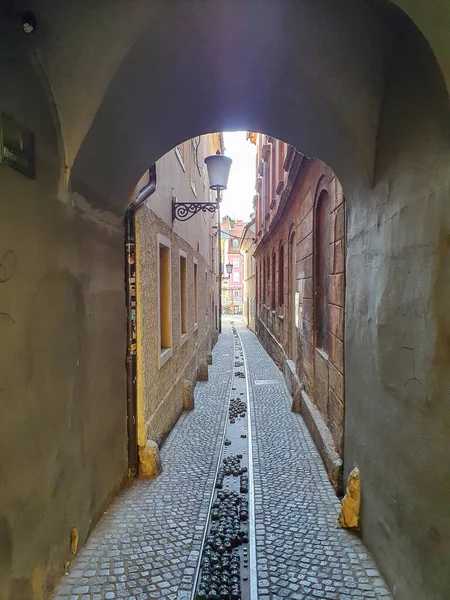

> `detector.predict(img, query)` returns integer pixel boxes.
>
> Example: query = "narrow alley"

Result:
[2,3,449,599]
[52,320,391,600]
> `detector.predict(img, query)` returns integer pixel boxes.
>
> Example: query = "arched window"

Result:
[315,190,330,351]
[263,257,266,304]
[279,242,284,306]
[271,250,276,309]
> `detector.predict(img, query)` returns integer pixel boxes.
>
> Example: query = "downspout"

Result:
[218,202,222,334]
[125,164,157,477]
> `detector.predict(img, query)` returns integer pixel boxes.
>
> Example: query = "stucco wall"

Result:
[0,28,127,600]
[134,136,220,451]
[135,206,217,447]
[344,21,450,600]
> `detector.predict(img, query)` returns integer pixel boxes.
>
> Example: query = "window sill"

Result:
[159,347,173,369]
[278,314,284,321]
[180,333,188,348]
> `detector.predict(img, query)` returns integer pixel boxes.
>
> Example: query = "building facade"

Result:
[239,218,257,331]
[134,133,222,468]
[221,217,246,314]
[252,133,345,490]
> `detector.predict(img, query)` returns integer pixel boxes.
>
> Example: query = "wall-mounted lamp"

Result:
[225,263,233,279]
[172,150,232,221]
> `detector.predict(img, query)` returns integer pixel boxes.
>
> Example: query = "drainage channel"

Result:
[191,323,257,600]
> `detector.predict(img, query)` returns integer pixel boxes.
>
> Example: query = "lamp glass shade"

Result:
[226,263,233,275]
[204,154,232,190]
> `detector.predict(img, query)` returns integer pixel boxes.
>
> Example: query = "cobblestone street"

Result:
[53,320,391,600]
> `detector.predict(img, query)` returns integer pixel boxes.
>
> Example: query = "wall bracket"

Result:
[172,200,219,222]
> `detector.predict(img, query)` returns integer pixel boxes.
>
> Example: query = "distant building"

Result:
[220,217,247,314]
[239,218,256,331]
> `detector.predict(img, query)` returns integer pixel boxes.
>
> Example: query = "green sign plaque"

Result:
[0,112,35,179]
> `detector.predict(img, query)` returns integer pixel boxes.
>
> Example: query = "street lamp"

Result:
[172,149,232,221]
[225,262,233,279]
[204,151,233,197]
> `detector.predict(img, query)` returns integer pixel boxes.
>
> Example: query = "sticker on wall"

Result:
[0,112,35,178]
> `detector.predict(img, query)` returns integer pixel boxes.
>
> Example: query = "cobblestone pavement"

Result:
[53,319,392,600]
[52,330,234,600]
[236,321,392,600]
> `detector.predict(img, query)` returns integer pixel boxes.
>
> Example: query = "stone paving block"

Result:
[237,322,392,600]
[51,330,233,599]
[51,321,392,600]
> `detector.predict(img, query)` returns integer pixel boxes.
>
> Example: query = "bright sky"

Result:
[221,131,257,222]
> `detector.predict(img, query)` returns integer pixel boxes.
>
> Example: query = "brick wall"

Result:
[255,157,345,459]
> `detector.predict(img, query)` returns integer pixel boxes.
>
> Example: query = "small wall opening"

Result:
[193,261,198,326]
[314,190,329,352]
[180,252,187,335]
[158,235,172,367]
[279,243,284,307]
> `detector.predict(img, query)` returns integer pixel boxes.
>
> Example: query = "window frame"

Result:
[279,242,284,307]
[193,258,199,331]
[157,234,173,368]
[314,189,330,352]
[179,249,188,346]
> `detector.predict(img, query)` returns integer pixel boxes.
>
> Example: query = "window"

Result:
[205,270,208,316]
[233,272,240,283]
[315,191,330,351]
[266,256,270,304]
[271,251,276,310]
[232,239,239,249]
[233,258,239,267]
[180,251,187,338]
[279,244,284,307]
[233,289,240,299]
[193,261,198,328]
[175,143,185,170]
[158,235,172,367]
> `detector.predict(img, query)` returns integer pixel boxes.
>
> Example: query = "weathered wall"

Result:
[135,138,220,451]
[255,158,346,465]
[345,20,450,599]
[135,206,217,448]
[0,27,127,600]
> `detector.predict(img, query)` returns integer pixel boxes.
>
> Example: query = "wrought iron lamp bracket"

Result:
[172,200,219,222]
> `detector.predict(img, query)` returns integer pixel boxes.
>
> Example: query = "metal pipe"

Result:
[217,189,222,333]
[124,165,157,476]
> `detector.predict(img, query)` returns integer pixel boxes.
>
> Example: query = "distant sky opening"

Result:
[221,131,257,222]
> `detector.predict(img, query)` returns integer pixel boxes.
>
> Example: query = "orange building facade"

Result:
[252,133,346,489]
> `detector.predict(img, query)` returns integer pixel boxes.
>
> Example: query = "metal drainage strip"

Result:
[192,326,255,600]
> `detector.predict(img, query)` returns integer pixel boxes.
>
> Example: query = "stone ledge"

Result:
[295,390,343,494]
[256,316,343,493]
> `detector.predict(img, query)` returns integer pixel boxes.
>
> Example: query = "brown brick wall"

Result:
[255,158,345,458]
